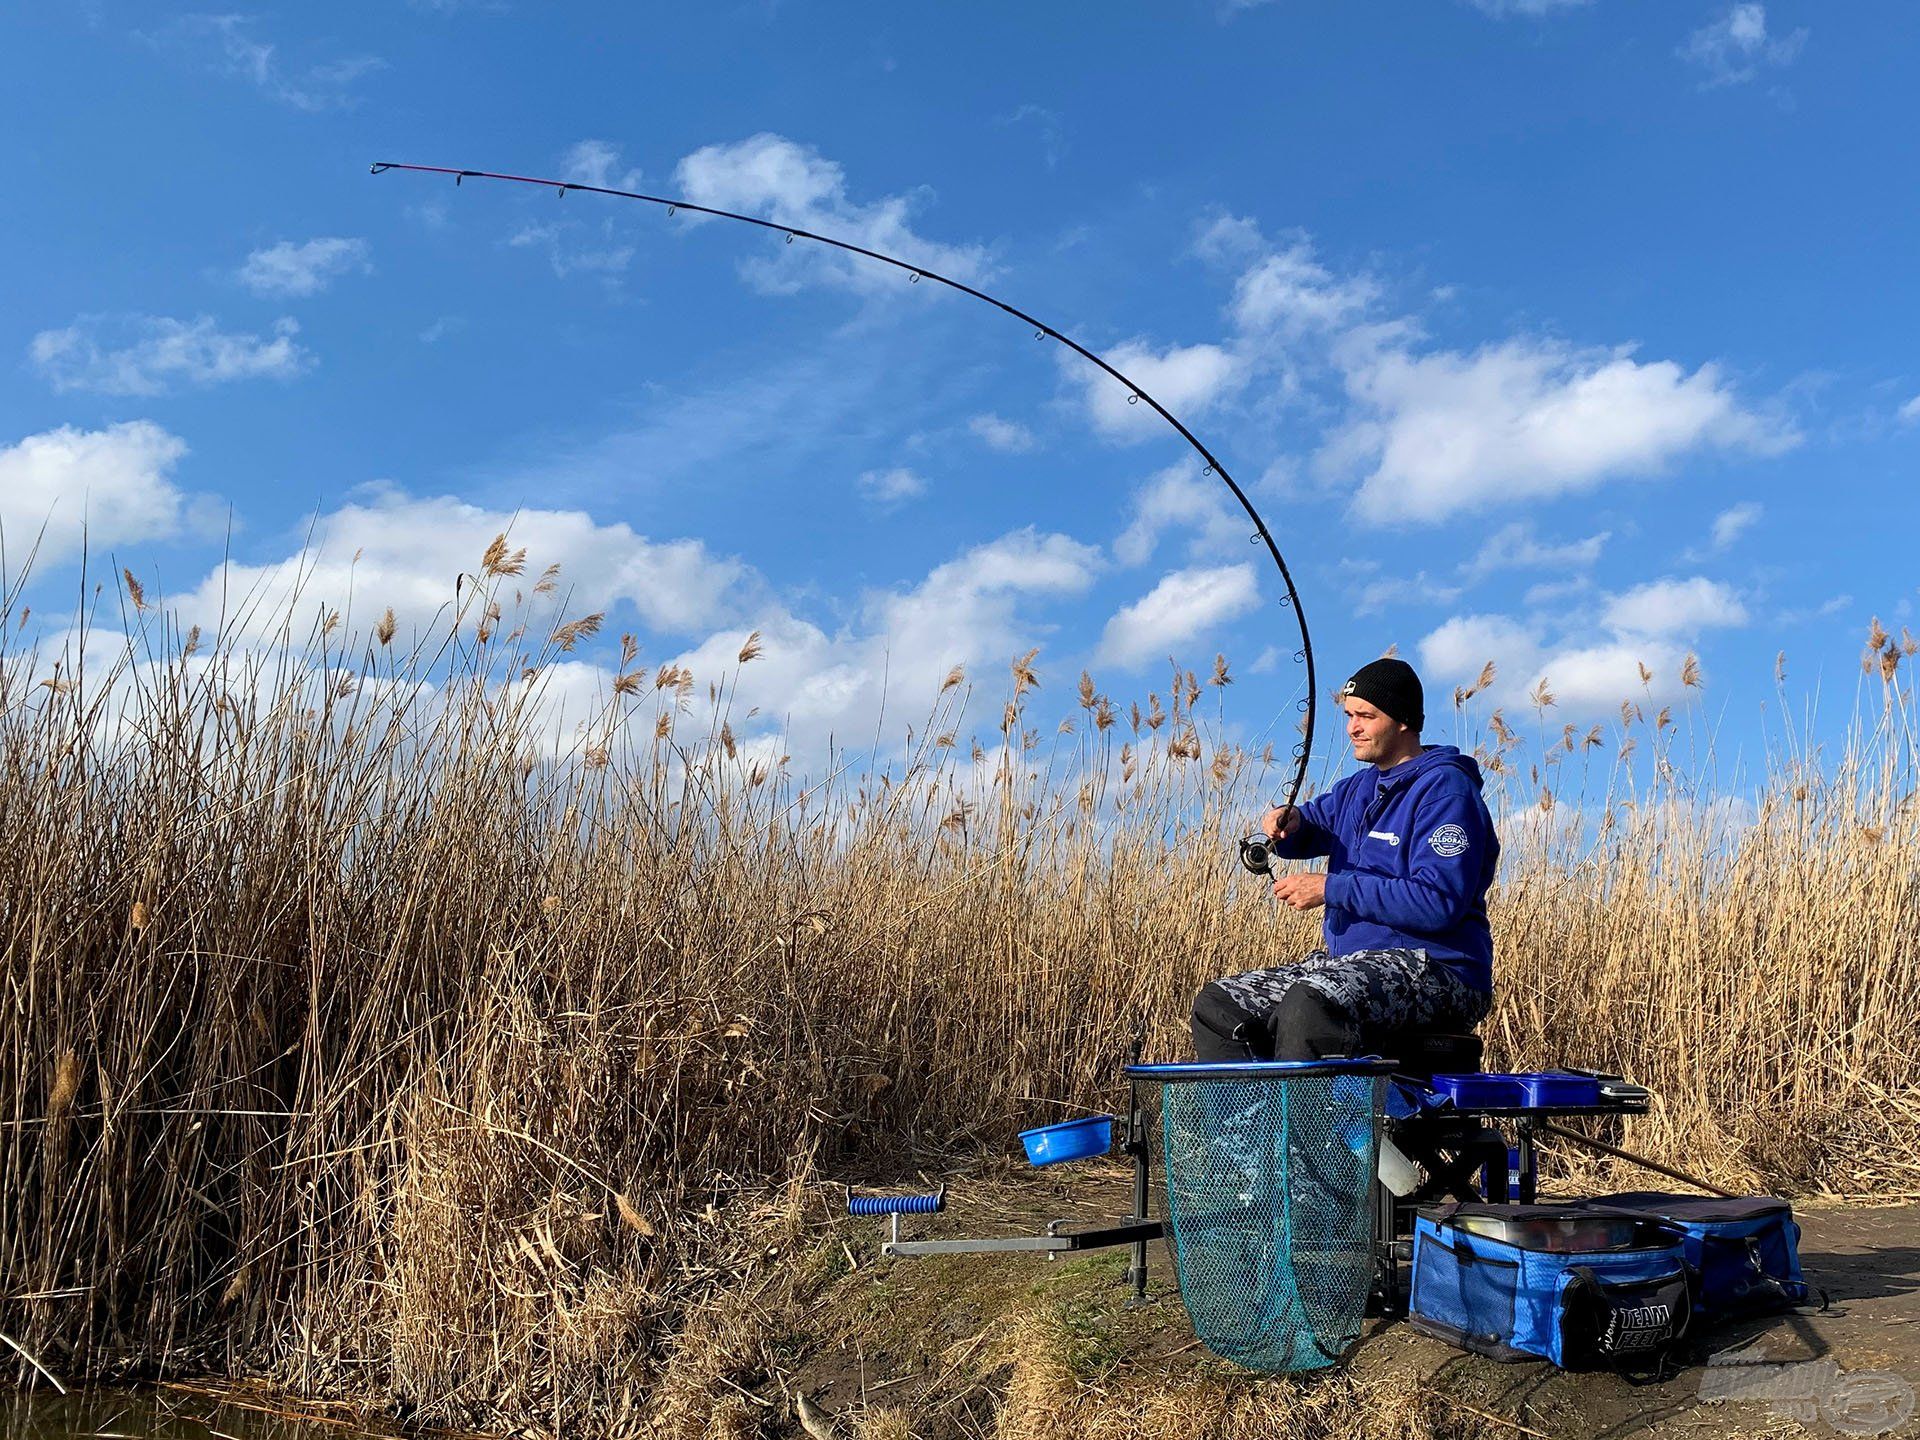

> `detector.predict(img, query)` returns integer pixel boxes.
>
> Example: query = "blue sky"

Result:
[3,0,1913,791]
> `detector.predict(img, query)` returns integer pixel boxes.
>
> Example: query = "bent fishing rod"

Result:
[370,159,1320,810]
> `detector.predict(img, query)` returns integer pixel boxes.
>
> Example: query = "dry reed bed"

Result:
[1,552,1914,1434]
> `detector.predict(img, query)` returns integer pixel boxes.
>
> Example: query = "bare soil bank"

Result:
[775,1161,1920,1439]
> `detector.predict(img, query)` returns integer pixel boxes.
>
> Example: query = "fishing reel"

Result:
[1238,834,1276,877]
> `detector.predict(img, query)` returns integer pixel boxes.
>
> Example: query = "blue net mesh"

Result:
[1157,1071,1382,1371]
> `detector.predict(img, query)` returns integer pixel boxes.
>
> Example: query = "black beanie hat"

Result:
[1341,657,1425,731]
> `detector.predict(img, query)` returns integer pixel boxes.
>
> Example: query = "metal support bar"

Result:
[884,1220,1163,1259]
[1535,1119,1737,1198]
[1369,1179,1401,1315]
[1515,1117,1538,1203]
[1125,1029,1153,1302]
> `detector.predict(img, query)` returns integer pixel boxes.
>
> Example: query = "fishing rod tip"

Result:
[369,162,392,174]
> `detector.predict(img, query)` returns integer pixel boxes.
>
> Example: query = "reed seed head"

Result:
[551,613,604,652]
[48,1049,80,1118]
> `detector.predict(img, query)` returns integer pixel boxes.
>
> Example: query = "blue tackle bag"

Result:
[1578,1192,1808,1321]
[1408,1204,1692,1370]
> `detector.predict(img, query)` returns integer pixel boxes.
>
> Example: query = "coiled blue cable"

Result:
[846,1191,944,1216]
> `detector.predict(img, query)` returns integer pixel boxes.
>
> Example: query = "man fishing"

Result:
[1192,656,1499,1062]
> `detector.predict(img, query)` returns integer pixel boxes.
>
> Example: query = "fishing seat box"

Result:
[1408,1204,1692,1369]
[1577,1191,1808,1320]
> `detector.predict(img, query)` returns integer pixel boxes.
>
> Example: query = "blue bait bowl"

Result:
[1019,1114,1114,1167]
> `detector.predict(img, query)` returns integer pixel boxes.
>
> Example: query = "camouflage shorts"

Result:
[1209,948,1491,1035]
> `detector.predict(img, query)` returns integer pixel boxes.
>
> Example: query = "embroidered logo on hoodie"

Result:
[1429,823,1469,857]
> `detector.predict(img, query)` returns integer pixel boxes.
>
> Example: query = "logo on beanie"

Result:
[1429,824,1469,857]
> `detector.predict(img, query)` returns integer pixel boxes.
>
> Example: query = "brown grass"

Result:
[0,541,1915,1433]
[993,1304,1472,1440]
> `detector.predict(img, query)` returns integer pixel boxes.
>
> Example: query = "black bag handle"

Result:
[1562,1264,1693,1382]
[1694,1230,1829,1312]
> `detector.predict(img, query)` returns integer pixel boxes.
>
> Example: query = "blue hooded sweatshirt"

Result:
[1272,744,1498,993]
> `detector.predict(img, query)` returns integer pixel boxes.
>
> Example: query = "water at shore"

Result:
[2,1388,400,1440]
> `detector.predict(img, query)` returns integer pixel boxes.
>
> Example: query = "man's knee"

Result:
[1191,979,1266,1062]
[1267,983,1360,1061]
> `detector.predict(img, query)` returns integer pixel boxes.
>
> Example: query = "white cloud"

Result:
[507,222,635,282]
[1897,394,1920,425]
[655,527,1102,764]
[1527,640,1688,711]
[149,15,382,110]
[968,413,1037,453]
[236,237,370,297]
[1422,577,1746,717]
[1096,563,1259,670]
[1329,334,1794,524]
[1192,213,1268,268]
[1186,224,1797,529]
[908,529,1099,602]
[856,529,1101,700]
[1420,614,1683,714]
[1779,593,1851,625]
[1230,241,1377,336]
[1462,521,1610,581]
[68,514,1099,776]
[1602,576,1749,636]
[1073,339,1242,442]
[996,105,1067,168]
[31,315,308,396]
[1466,0,1592,15]
[856,467,927,506]
[0,422,190,568]
[174,487,749,645]
[672,133,988,293]
[1195,220,1374,340]
[811,533,1111,713]
[1522,576,1593,608]
[1707,501,1762,552]
[1339,558,1463,618]
[560,140,643,192]
[1419,614,1543,689]
[1679,4,1806,87]
[1112,462,1245,567]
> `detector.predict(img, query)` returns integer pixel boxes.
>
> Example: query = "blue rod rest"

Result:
[847,1191,944,1217]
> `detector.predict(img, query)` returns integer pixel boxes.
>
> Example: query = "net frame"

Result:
[1127,1060,1394,1371]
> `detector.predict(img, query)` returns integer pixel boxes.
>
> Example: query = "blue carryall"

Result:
[1408,1204,1693,1370]
[1578,1192,1809,1320]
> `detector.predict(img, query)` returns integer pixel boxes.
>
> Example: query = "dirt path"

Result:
[787,1162,1920,1439]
